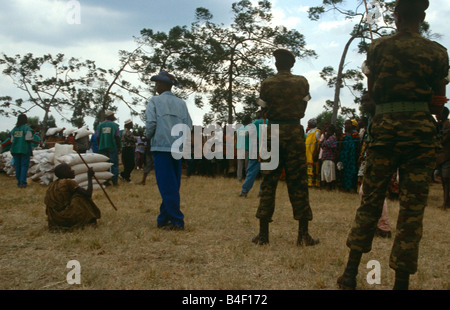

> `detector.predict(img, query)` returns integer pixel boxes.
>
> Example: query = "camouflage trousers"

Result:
[256,125,313,222]
[346,143,436,274]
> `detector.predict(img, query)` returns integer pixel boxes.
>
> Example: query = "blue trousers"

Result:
[241,159,261,194]
[153,152,184,228]
[99,148,119,184]
[13,153,30,186]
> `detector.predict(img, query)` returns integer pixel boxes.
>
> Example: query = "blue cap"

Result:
[150,71,179,86]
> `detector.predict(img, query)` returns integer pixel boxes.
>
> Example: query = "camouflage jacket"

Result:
[260,70,310,122]
[364,31,449,149]
[366,31,449,104]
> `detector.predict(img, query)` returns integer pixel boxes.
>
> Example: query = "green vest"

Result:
[10,125,33,155]
[97,121,119,151]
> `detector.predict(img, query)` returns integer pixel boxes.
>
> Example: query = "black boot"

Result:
[393,270,410,290]
[297,219,319,246]
[337,250,362,290]
[252,219,269,245]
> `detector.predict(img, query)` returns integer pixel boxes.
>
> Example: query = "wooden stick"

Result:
[76,152,117,211]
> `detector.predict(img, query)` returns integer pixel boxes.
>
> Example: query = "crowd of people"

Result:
[304,116,400,197]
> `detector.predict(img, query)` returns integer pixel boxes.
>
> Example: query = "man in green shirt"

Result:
[10,114,34,187]
[96,110,121,186]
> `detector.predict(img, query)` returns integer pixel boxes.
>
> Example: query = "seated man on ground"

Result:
[44,163,101,231]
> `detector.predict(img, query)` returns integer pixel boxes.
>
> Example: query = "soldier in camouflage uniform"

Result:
[338,0,449,290]
[252,49,319,247]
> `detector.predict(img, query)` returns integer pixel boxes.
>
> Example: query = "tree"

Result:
[27,116,40,129]
[315,110,345,134]
[0,131,10,142]
[309,0,440,125]
[132,24,210,127]
[131,1,316,126]
[192,0,317,124]
[308,0,397,124]
[0,53,93,138]
[82,47,152,129]
[138,26,200,97]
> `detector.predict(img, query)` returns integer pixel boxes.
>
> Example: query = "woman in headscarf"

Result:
[305,118,321,187]
[44,163,101,231]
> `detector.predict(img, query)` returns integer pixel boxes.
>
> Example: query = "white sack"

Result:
[74,171,113,183]
[71,162,113,174]
[57,153,109,166]
[46,128,64,136]
[53,143,75,164]
[75,126,93,139]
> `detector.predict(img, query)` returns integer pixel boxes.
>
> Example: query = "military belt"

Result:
[269,119,300,125]
[375,101,429,115]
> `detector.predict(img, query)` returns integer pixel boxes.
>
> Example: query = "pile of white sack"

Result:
[1,147,56,185]
[55,150,113,190]
[1,143,113,189]
[0,152,14,176]
[29,148,56,185]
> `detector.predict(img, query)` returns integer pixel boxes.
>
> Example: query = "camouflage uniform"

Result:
[346,25,449,273]
[256,65,313,223]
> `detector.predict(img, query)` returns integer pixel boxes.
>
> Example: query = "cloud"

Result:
[318,18,354,32]
[425,0,450,45]
[270,1,310,28]
[297,5,310,13]
[328,41,339,48]
[0,0,132,47]
[272,8,302,29]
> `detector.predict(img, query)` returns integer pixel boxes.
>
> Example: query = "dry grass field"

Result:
[0,167,448,291]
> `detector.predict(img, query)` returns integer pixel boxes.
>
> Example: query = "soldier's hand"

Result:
[429,104,444,116]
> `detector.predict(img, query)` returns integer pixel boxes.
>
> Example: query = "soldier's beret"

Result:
[395,0,429,11]
[273,49,296,64]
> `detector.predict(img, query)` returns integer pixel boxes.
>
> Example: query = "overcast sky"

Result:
[1,0,449,132]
